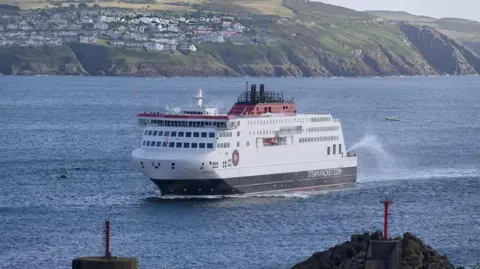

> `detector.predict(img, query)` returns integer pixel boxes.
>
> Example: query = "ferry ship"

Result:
[132,83,357,196]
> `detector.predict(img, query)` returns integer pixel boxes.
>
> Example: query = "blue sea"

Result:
[0,75,479,269]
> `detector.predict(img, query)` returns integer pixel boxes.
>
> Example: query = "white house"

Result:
[18,21,33,31]
[6,24,18,30]
[125,42,143,49]
[94,22,108,30]
[80,17,93,24]
[100,16,118,23]
[68,24,82,30]
[79,36,97,44]
[144,42,164,52]
[109,41,125,47]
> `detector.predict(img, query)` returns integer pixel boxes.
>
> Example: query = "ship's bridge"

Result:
[227,83,296,117]
[180,107,219,116]
[136,89,234,129]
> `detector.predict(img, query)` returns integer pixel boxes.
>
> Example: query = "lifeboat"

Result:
[265,137,277,145]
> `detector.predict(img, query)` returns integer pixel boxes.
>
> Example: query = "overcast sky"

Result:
[319,0,479,21]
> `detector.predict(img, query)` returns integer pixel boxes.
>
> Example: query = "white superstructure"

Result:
[132,83,357,196]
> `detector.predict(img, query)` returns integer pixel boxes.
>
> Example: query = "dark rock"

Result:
[371,231,384,240]
[291,232,455,269]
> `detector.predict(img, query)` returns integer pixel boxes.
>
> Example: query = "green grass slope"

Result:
[283,0,373,22]
[367,10,435,22]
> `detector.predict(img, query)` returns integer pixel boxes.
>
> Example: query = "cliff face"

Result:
[1,23,480,77]
[398,23,480,75]
[0,46,87,76]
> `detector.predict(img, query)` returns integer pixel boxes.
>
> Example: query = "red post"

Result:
[382,197,392,240]
[105,219,111,258]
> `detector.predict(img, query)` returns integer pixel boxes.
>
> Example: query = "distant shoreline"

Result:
[1,73,478,79]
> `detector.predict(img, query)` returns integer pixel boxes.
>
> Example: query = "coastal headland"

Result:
[3,0,480,77]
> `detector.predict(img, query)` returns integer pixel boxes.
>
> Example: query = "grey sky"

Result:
[319,0,479,21]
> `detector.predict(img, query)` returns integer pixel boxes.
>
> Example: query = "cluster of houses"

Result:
[0,6,254,52]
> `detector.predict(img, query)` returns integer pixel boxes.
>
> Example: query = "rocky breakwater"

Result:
[291,231,455,269]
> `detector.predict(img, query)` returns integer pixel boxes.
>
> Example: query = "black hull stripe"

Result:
[235,173,356,187]
[247,182,355,196]
[150,167,357,196]
[214,167,357,187]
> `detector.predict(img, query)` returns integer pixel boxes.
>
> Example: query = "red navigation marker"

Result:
[382,194,393,240]
[104,219,111,258]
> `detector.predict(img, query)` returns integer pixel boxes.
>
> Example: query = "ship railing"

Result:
[139,111,165,116]
[345,152,357,157]
[225,122,237,130]
[230,112,297,118]
[302,111,332,115]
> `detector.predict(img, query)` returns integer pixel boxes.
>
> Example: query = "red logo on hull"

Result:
[232,150,239,166]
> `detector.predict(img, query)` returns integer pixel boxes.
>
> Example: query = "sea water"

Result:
[1,75,479,269]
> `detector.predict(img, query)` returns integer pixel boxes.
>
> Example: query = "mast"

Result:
[382,194,392,239]
[195,88,204,108]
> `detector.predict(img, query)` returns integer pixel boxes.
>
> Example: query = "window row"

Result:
[217,142,231,148]
[247,117,331,125]
[144,130,215,138]
[327,144,342,155]
[249,130,275,136]
[307,126,339,132]
[248,118,306,125]
[219,131,233,138]
[145,119,227,128]
[299,136,339,143]
[311,117,331,122]
[143,140,214,149]
[183,111,204,115]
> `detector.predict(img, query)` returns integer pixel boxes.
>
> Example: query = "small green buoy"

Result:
[60,167,68,178]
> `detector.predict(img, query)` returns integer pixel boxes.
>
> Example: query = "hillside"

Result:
[3,0,480,77]
[367,10,480,56]
[367,11,436,23]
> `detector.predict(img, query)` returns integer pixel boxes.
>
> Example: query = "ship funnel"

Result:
[259,84,265,103]
[195,88,204,107]
[250,84,256,104]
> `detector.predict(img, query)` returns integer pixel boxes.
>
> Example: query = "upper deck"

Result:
[227,83,297,116]
[136,83,312,129]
